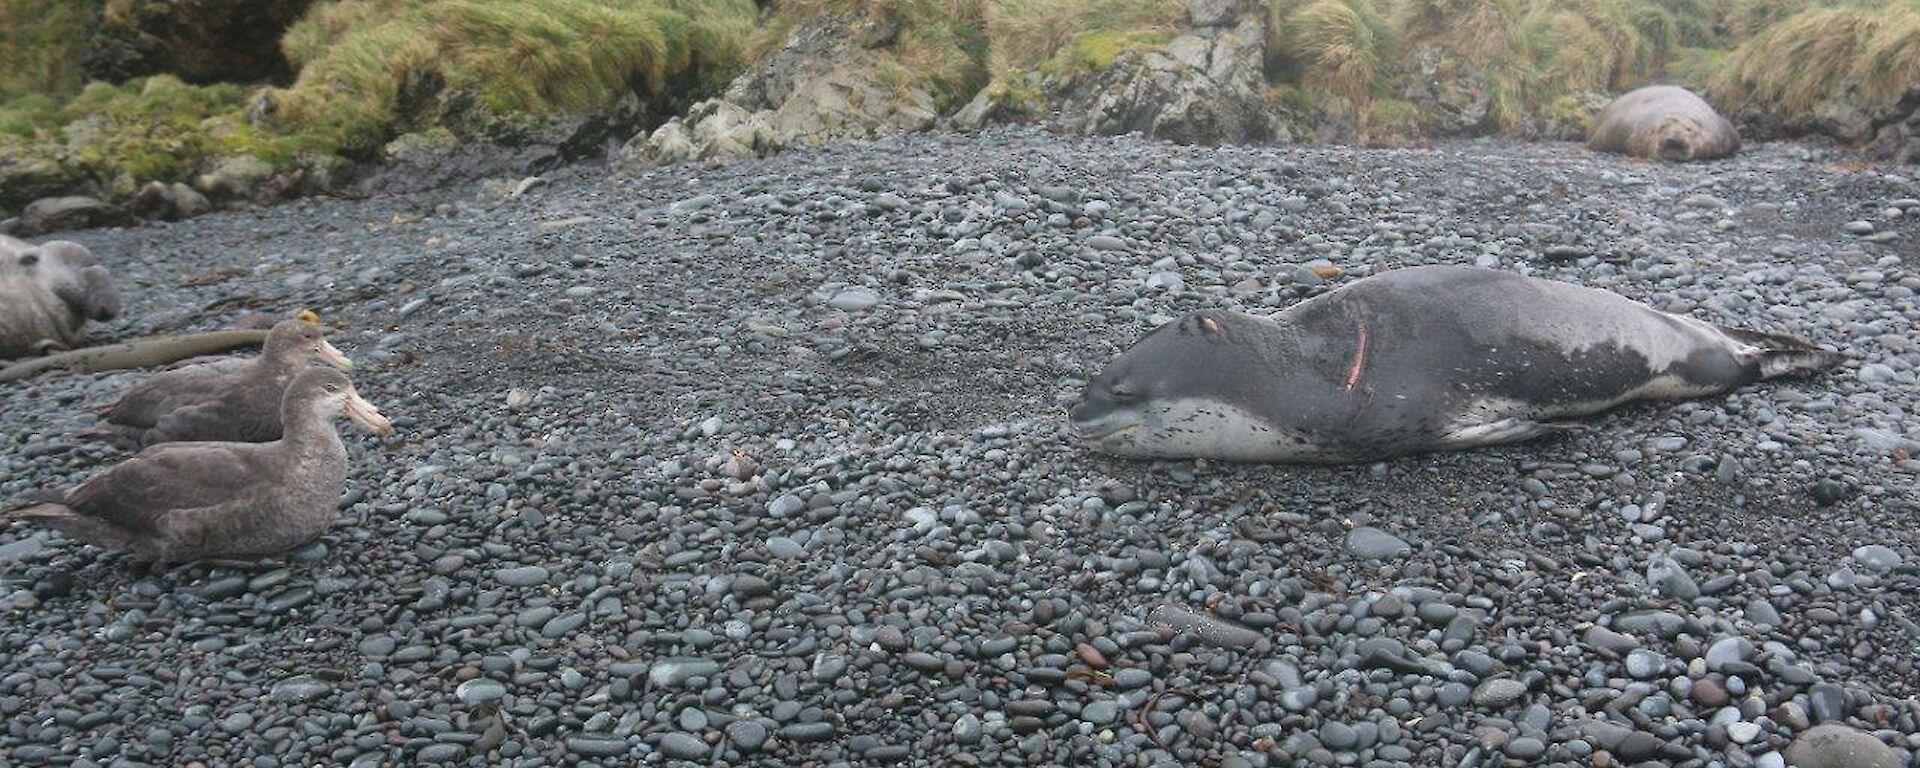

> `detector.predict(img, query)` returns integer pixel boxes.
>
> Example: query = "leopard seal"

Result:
[1068,265,1839,463]
[1587,85,1740,162]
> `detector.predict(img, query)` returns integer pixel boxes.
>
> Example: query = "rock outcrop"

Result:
[1719,77,1920,164]
[84,0,316,84]
[1041,0,1271,145]
[1398,48,1494,137]
[0,154,93,216]
[619,14,939,167]
[351,75,686,194]
[1872,93,1920,165]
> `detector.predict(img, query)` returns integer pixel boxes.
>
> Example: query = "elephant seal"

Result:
[1068,265,1839,463]
[0,234,123,359]
[1587,85,1740,162]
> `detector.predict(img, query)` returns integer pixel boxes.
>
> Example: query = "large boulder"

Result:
[1853,85,1920,164]
[18,196,134,235]
[128,181,209,221]
[1783,725,1904,768]
[1041,0,1270,145]
[84,0,316,84]
[619,14,939,167]
[0,152,92,216]
[946,74,1047,132]
[194,154,276,202]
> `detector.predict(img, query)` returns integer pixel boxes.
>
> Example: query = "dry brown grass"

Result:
[1712,2,1920,113]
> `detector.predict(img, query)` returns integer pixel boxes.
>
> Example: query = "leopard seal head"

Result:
[1067,311,1326,462]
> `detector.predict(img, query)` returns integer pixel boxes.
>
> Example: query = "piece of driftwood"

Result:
[0,330,271,383]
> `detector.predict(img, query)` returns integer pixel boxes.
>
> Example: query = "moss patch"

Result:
[1053,29,1172,74]
[3,0,1919,215]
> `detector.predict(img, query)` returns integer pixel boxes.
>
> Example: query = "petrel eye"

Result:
[18,254,38,267]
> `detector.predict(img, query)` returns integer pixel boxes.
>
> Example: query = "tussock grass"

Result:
[1712,0,1819,38]
[272,0,757,155]
[1380,0,1715,129]
[1283,0,1386,119]
[1712,2,1920,115]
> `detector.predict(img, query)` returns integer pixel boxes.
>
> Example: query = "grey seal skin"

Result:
[3,368,393,572]
[0,234,123,359]
[1068,265,1840,464]
[94,319,354,447]
[1587,85,1740,162]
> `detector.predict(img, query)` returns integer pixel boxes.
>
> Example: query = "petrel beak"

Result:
[316,339,354,371]
[344,389,393,436]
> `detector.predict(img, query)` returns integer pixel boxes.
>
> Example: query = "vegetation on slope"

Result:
[0,0,757,210]
[748,0,993,108]
[268,0,757,156]
[1,0,1917,214]
[1711,1,1920,117]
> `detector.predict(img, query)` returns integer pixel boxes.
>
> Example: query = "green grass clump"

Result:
[271,0,758,156]
[889,1,993,105]
[0,92,63,137]
[52,76,301,183]
[1051,29,1173,73]
[0,74,302,207]
[1711,1,1920,115]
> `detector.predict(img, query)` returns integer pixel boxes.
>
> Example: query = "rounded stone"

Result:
[455,679,506,706]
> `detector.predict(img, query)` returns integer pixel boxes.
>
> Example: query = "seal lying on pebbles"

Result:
[0,234,122,360]
[1587,85,1740,162]
[3,368,392,571]
[91,320,353,447]
[1069,265,1840,463]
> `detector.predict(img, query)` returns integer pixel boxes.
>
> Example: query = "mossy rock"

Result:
[0,149,91,214]
[194,154,275,201]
